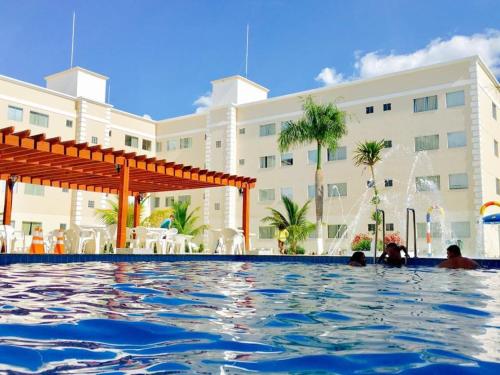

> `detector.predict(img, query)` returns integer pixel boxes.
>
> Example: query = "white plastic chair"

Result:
[73,225,96,254]
[163,228,178,254]
[222,228,244,255]
[0,225,26,253]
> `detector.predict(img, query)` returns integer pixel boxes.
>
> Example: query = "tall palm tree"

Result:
[95,197,148,227]
[279,96,347,254]
[171,201,207,236]
[261,196,316,254]
[353,140,385,223]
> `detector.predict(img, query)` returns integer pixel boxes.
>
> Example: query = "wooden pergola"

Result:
[0,126,256,250]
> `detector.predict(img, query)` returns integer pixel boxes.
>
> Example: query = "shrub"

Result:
[351,233,372,251]
[384,232,402,245]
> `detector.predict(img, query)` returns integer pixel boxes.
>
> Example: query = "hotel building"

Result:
[0,56,499,257]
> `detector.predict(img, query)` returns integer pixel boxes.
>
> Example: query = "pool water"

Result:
[0,262,498,374]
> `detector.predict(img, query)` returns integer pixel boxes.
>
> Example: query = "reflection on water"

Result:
[0,262,498,373]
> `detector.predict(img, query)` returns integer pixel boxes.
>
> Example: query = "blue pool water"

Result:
[0,261,498,374]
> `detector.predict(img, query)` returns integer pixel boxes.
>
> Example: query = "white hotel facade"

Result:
[0,55,499,257]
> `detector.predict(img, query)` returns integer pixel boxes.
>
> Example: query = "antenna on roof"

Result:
[245,24,249,78]
[70,11,76,68]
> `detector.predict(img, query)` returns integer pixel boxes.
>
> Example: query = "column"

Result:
[242,187,250,252]
[116,164,130,248]
[3,177,14,225]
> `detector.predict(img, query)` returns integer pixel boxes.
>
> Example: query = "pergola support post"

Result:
[242,187,250,252]
[116,164,130,248]
[133,194,141,228]
[2,176,15,225]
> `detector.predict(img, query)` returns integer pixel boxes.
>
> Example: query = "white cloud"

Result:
[193,92,212,113]
[355,30,500,78]
[315,67,345,86]
[315,30,500,86]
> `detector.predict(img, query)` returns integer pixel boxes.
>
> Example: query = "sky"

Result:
[0,0,499,119]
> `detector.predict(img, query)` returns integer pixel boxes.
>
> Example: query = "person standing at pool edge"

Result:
[277,224,289,254]
[438,245,479,269]
[161,214,175,229]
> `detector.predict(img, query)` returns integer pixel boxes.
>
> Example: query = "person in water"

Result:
[277,224,289,254]
[160,214,175,229]
[438,245,479,270]
[378,242,409,266]
[349,251,366,267]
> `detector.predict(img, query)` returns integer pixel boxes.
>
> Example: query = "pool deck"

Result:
[1,254,499,268]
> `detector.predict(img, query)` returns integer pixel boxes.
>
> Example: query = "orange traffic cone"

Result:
[53,230,65,254]
[29,226,45,254]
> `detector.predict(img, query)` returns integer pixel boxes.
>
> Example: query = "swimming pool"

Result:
[0,261,498,373]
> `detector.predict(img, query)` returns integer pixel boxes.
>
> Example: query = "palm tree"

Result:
[261,196,316,254]
[279,96,347,254]
[171,201,207,236]
[95,197,148,227]
[353,140,385,223]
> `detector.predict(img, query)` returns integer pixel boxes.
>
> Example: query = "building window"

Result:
[153,197,160,208]
[328,183,347,197]
[493,102,497,120]
[384,179,393,187]
[451,222,471,238]
[259,123,276,137]
[368,224,376,232]
[496,178,500,195]
[383,103,391,111]
[415,134,439,151]
[91,136,98,144]
[66,119,73,128]
[417,222,442,238]
[180,137,192,149]
[446,90,465,108]
[156,142,162,152]
[386,223,394,231]
[414,95,438,112]
[178,195,191,204]
[328,224,347,239]
[24,184,44,196]
[164,196,174,206]
[280,187,293,199]
[239,128,246,135]
[308,150,317,165]
[60,223,67,230]
[281,122,291,132]
[281,153,293,167]
[447,131,466,148]
[142,139,152,151]
[308,185,316,199]
[125,135,139,148]
[88,200,95,208]
[259,189,275,202]
[166,139,177,151]
[29,111,49,127]
[259,226,275,239]
[22,221,42,236]
[214,202,220,211]
[8,106,23,121]
[62,188,69,192]
[259,155,276,169]
[239,159,245,166]
[416,175,440,192]
[215,140,222,148]
[384,140,392,148]
[366,106,374,114]
[449,173,468,190]
[327,146,347,161]
[108,130,112,137]
[495,140,499,157]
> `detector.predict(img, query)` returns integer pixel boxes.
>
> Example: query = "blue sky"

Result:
[0,0,499,119]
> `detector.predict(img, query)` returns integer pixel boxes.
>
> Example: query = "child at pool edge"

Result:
[160,214,175,229]
[378,242,409,267]
[438,245,479,270]
[349,251,366,267]
[277,224,289,255]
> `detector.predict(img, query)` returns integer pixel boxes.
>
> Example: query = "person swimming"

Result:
[349,251,366,267]
[378,242,409,267]
[438,245,479,270]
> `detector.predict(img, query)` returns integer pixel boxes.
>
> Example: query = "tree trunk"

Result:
[315,143,324,255]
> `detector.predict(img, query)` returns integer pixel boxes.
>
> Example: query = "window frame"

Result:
[125,135,139,148]
[259,123,276,137]
[29,110,49,127]
[8,105,23,122]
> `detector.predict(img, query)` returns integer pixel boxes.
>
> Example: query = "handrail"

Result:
[373,209,385,264]
[406,208,417,258]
